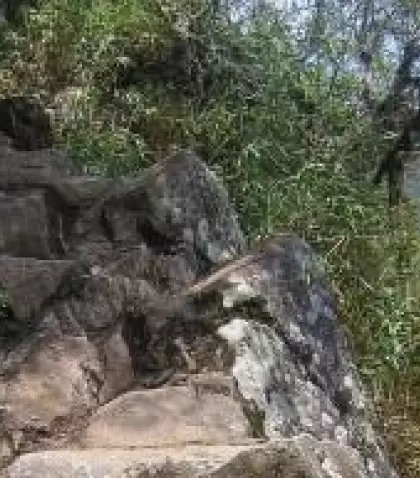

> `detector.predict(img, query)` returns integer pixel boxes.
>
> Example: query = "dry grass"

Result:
[374,384,420,477]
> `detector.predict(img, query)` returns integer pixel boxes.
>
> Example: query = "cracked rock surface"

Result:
[0,130,397,477]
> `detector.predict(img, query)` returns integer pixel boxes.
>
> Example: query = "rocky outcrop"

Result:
[0,129,397,477]
[0,136,245,469]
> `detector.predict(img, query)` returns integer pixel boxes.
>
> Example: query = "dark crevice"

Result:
[44,189,79,257]
[0,96,53,150]
[121,313,150,375]
[136,217,179,255]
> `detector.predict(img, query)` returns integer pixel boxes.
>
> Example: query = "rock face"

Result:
[0,127,397,477]
[0,134,245,469]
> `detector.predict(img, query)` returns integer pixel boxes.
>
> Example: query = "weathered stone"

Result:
[131,233,398,477]
[0,192,51,259]
[97,323,134,404]
[101,150,246,264]
[1,334,101,421]
[0,146,246,471]
[6,439,371,478]
[0,147,79,179]
[0,139,397,478]
[191,234,396,478]
[0,257,76,321]
[0,334,102,469]
[82,384,249,449]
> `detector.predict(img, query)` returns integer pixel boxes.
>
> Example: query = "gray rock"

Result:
[0,192,51,259]
[0,257,76,321]
[0,146,245,469]
[208,234,396,478]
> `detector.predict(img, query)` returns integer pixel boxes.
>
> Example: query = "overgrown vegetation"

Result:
[0,0,420,474]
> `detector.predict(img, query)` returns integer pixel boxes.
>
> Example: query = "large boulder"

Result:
[0,145,245,469]
[127,234,396,478]
[0,127,397,477]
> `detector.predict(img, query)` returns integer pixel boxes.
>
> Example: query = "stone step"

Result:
[80,384,249,449]
[5,436,367,478]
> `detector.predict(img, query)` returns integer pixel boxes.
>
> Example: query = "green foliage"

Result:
[62,98,153,176]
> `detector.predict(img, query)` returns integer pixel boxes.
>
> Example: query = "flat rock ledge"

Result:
[5,436,366,478]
